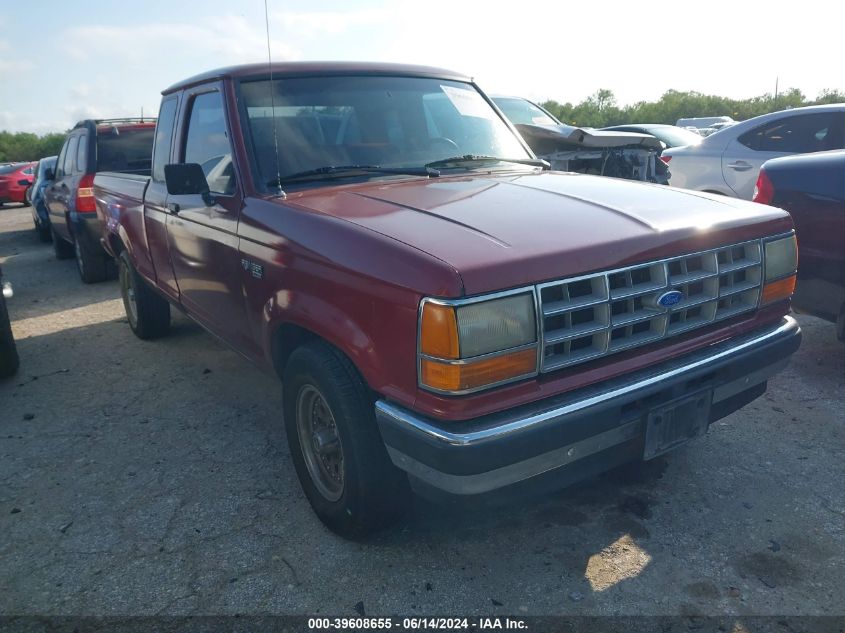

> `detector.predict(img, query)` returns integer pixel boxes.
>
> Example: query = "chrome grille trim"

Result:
[538,240,763,373]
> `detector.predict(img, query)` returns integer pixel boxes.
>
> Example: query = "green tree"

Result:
[0,131,68,162]
[541,86,843,129]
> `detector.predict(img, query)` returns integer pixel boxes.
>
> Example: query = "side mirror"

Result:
[44,168,55,181]
[164,163,215,206]
[18,179,32,186]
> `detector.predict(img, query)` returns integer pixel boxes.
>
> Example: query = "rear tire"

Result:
[283,341,409,538]
[119,251,170,339]
[74,235,107,284]
[51,227,74,260]
[0,292,20,379]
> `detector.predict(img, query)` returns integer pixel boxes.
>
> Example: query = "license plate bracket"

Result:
[643,390,712,460]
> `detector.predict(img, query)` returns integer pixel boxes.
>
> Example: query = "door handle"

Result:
[166,203,181,214]
[727,161,752,171]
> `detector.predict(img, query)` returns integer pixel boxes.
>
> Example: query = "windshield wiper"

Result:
[424,155,550,170]
[270,165,439,186]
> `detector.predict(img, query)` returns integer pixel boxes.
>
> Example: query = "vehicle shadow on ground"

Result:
[2,247,123,322]
[0,227,40,249]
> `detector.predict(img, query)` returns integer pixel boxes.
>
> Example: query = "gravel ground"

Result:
[1,203,843,617]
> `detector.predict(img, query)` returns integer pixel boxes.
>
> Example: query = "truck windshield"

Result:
[239,76,533,188]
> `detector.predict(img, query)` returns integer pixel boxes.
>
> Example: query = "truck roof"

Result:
[162,61,472,95]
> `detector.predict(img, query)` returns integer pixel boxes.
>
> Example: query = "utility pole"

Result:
[774,77,779,100]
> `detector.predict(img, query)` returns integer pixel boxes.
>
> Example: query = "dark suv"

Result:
[45,119,156,282]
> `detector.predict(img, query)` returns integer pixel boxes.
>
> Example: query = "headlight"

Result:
[419,291,538,394]
[761,233,797,305]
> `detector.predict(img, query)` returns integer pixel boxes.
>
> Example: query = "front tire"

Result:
[283,342,409,537]
[118,251,170,339]
[0,293,20,379]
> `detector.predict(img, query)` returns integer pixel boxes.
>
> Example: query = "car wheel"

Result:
[74,235,107,284]
[0,292,20,379]
[51,227,74,260]
[283,341,409,538]
[118,251,170,339]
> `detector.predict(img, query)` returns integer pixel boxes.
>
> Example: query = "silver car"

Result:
[663,104,845,199]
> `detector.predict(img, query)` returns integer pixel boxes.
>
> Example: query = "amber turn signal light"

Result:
[761,275,796,305]
[420,348,537,393]
[420,302,460,359]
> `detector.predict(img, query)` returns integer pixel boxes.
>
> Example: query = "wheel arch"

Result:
[271,321,320,379]
[268,312,381,397]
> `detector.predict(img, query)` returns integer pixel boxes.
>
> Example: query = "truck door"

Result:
[165,85,247,346]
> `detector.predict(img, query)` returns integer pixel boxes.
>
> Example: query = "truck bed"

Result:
[93,172,151,270]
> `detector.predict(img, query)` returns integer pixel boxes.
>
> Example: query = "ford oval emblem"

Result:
[657,290,684,307]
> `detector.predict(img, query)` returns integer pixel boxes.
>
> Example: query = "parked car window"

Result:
[76,135,88,173]
[63,136,79,176]
[34,157,56,186]
[738,113,843,153]
[183,91,235,195]
[493,97,558,126]
[97,126,155,174]
[55,140,69,179]
[152,98,178,183]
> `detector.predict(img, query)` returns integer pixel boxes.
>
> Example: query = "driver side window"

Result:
[183,91,236,196]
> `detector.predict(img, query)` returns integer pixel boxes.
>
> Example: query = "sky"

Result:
[1,0,842,134]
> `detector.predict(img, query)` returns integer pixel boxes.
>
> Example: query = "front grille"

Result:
[538,240,763,372]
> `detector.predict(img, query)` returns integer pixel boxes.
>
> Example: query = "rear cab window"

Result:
[152,99,179,182]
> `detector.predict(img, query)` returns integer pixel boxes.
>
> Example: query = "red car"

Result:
[0,162,36,206]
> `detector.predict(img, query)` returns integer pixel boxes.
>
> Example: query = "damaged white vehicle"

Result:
[492,96,670,184]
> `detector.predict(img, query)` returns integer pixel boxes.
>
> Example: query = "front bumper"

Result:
[376,316,801,497]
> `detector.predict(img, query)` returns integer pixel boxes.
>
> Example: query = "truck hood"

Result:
[288,171,793,295]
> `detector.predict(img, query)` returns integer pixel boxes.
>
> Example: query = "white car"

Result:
[663,104,845,199]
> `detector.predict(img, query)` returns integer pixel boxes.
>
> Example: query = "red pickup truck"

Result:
[93,62,801,537]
